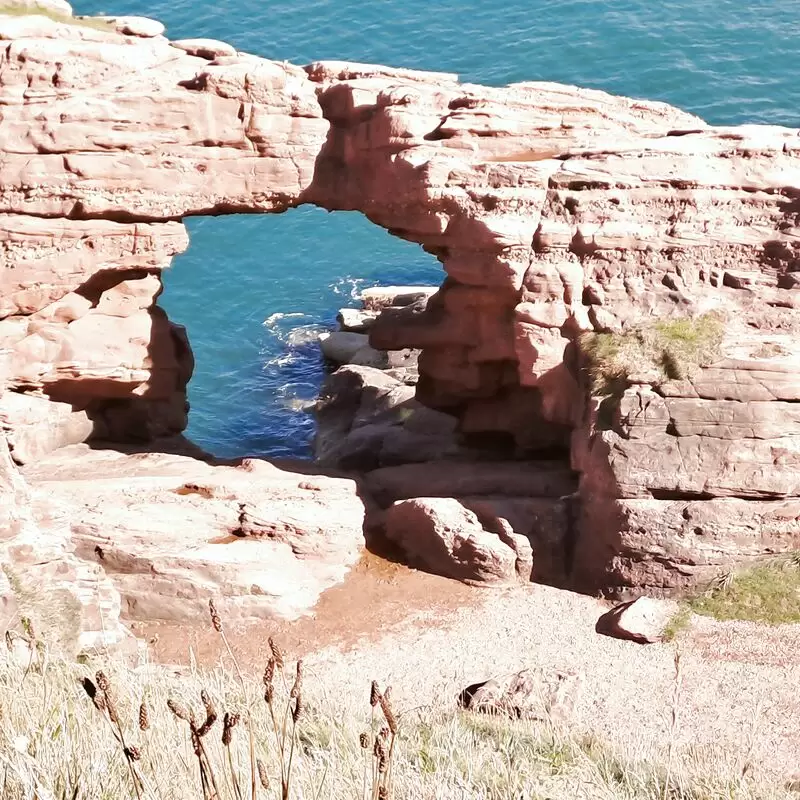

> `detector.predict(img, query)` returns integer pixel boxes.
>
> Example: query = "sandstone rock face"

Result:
[367,460,576,585]
[1,436,131,653]
[383,497,532,584]
[2,9,800,599]
[314,365,471,470]
[20,444,366,625]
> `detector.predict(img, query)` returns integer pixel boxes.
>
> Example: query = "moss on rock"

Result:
[580,312,724,394]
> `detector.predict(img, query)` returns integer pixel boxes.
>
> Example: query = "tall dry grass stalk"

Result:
[662,649,683,800]
[0,611,795,800]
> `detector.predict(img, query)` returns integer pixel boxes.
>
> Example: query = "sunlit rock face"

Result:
[1,7,800,651]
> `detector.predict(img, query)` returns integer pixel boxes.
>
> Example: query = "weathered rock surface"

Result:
[367,460,576,585]
[2,7,800,604]
[318,331,370,364]
[460,668,583,721]
[336,308,378,332]
[18,444,366,627]
[314,365,470,470]
[1,436,131,653]
[360,286,439,311]
[365,460,575,505]
[383,497,532,584]
[595,597,675,644]
[97,15,165,38]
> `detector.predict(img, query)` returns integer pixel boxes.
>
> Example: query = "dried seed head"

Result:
[290,660,303,699]
[167,698,191,722]
[373,736,386,761]
[264,685,274,705]
[196,713,217,739]
[105,696,119,725]
[191,730,202,757]
[263,658,275,688]
[138,701,150,731]
[378,755,388,774]
[81,677,106,714]
[379,693,397,735]
[379,726,390,741]
[209,599,222,633]
[268,637,284,670]
[95,671,110,692]
[378,787,388,800]
[257,760,270,790]
[359,732,370,749]
[292,695,303,723]
[222,711,240,746]
[370,680,380,707]
[200,689,216,719]
[4,631,12,651]
[124,745,142,762]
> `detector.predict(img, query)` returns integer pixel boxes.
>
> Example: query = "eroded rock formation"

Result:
[2,6,800,647]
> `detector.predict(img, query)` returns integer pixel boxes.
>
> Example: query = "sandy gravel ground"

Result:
[141,562,800,784]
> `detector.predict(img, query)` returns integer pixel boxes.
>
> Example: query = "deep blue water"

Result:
[76,0,800,458]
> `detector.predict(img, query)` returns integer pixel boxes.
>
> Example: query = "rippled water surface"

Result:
[76,0,800,458]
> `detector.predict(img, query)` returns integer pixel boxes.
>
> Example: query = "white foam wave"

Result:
[330,276,368,300]
[263,311,307,328]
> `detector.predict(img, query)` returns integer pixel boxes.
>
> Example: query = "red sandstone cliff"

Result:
[2,6,800,647]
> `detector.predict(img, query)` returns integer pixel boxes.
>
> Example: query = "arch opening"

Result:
[161,207,441,460]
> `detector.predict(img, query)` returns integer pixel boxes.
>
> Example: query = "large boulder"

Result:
[382,497,532,584]
[19,444,367,625]
[318,331,370,364]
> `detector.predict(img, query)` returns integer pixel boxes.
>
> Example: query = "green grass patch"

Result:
[662,605,692,642]
[689,559,800,625]
[580,312,724,394]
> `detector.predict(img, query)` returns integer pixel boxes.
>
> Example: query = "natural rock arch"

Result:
[3,13,800,649]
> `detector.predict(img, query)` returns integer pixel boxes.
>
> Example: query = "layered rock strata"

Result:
[0,6,798,633]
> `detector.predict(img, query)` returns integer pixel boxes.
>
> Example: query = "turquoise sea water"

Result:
[76,0,800,458]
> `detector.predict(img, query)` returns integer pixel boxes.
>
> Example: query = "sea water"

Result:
[75,0,800,458]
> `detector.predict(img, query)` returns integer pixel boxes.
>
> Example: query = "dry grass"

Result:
[0,603,795,800]
[0,3,114,30]
[581,312,724,394]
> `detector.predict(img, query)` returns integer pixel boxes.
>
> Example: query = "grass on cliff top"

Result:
[688,557,800,625]
[0,607,795,800]
[580,312,724,394]
[0,3,114,30]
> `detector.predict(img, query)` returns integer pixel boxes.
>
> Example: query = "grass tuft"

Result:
[0,3,115,30]
[580,312,724,394]
[662,606,693,643]
[689,559,800,625]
